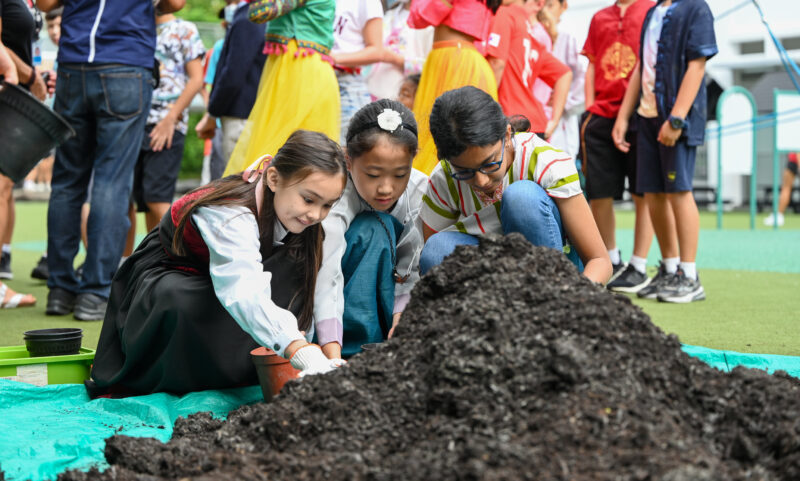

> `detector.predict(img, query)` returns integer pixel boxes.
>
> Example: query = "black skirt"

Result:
[85,222,306,398]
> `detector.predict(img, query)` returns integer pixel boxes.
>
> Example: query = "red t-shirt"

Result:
[582,0,654,118]
[486,4,569,132]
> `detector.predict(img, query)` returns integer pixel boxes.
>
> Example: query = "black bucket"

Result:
[0,81,75,182]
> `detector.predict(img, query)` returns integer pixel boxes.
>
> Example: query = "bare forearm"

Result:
[6,48,33,83]
[333,46,384,68]
[157,0,186,14]
[166,77,203,122]
[617,62,641,122]
[549,71,572,126]
[670,58,706,118]
[35,0,61,12]
[584,62,595,108]
[488,57,505,86]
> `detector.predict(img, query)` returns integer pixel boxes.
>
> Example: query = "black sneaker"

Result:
[636,262,675,300]
[46,287,76,316]
[609,260,626,283]
[607,264,651,293]
[657,269,706,303]
[74,293,108,321]
[31,255,49,280]
[0,252,12,280]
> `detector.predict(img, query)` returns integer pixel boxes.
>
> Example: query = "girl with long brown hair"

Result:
[86,130,348,398]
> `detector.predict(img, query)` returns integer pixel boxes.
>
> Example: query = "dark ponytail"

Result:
[172,130,346,331]
[345,98,418,161]
[429,86,529,161]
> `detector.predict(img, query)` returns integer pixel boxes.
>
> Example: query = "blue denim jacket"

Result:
[640,0,717,146]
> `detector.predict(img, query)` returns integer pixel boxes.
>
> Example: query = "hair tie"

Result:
[242,154,272,183]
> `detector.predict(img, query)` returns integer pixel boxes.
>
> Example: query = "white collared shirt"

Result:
[193,205,308,357]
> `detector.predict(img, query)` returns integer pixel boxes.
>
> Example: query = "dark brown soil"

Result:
[59,234,800,480]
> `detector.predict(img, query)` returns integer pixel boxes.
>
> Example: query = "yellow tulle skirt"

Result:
[223,40,341,176]
[412,41,498,175]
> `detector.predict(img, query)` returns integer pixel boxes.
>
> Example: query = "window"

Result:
[739,40,764,55]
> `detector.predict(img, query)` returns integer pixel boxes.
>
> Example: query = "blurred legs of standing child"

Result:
[763,152,798,227]
[131,12,205,237]
[580,0,654,293]
[612,0,717,303]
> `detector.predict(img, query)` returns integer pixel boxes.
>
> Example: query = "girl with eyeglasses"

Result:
[419,86,611,284]
[315,99,426,359]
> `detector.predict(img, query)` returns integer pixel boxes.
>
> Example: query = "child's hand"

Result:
[195,113,216,140]
[544,120,557,140]
[611,118,630,153]
[657,120,681,147]
[388,312,402,339]
[150,116,176,152]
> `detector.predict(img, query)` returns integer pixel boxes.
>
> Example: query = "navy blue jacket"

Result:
[640,0,718,146]
[58,0,156,70]
[208,4,267,119]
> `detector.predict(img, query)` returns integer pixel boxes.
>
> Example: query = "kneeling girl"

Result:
[315,99,426,359]
[419,86,611,284]
[87,131,348,398]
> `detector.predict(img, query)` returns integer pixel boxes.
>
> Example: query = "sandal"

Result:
[0,282,36,308]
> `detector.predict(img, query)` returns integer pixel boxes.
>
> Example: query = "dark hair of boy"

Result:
[429,86,530,161]
[345,99,419,160]
[406,73,421,87]
[483,0,503,13]
[45,7,63,21]
[172,130,347,330]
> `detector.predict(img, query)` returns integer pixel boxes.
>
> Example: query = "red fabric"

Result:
[170,189,213,264]
[486,5,570,132]
[789,152,799,164]
[408,0,493,42]
[582,0,654,118]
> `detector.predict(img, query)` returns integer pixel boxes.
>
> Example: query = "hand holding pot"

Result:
[290,343,344,377]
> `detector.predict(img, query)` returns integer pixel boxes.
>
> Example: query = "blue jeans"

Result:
[337,73,371,146]
[48,64,154,298]
[420,181,583,274]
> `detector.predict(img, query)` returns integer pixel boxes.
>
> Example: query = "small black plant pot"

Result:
[24,328,83,357]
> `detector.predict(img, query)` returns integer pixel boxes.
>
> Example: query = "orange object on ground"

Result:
[250,347,300,401]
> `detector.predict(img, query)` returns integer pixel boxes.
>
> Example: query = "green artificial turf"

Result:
[2,201,799,356]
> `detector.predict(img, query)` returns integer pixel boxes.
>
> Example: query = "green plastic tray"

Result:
[0,346,95,386]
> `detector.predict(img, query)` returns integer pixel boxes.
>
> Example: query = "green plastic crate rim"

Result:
[0,346,95,385]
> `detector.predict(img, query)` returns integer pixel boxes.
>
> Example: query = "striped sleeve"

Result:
[420,165,460,233]
[527,139,582,199]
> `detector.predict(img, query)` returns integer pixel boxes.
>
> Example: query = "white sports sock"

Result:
[680,262,697,280]
[629,255,647,274]
[608,248,621,265]
[664,257,680,274]
[2,244,10,254]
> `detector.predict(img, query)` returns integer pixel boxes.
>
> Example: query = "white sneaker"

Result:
[763,212,785,227]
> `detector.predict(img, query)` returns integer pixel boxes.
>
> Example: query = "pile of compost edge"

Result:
[57,233,800,481]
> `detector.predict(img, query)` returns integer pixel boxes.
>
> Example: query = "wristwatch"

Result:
[668,115,687,130]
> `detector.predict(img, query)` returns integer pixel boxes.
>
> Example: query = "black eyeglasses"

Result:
[447,138,506,181]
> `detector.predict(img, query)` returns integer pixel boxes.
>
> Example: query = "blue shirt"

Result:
[204,38,225,86]
[58,0,156,70]
[639,0,717,146]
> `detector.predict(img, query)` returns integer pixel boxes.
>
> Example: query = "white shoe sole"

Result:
[658,288,706,303]
[609,277,652,293]
[0,272,13,280]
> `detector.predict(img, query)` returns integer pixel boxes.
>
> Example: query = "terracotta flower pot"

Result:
[250,347,300,402]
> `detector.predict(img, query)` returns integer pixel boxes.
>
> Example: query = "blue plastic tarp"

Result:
[0,380,262,481]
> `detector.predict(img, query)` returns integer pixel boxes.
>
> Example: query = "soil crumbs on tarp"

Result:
[59,234,800,481]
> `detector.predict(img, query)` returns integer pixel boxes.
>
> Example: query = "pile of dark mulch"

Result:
[60,234,800,481]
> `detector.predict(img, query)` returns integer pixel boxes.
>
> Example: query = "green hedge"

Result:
[180,112,205,179]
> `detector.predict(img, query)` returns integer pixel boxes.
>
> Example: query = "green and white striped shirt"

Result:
[420,132,581,235]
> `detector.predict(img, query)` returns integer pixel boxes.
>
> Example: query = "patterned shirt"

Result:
[420,132,581,235]
[147,18,205,134]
